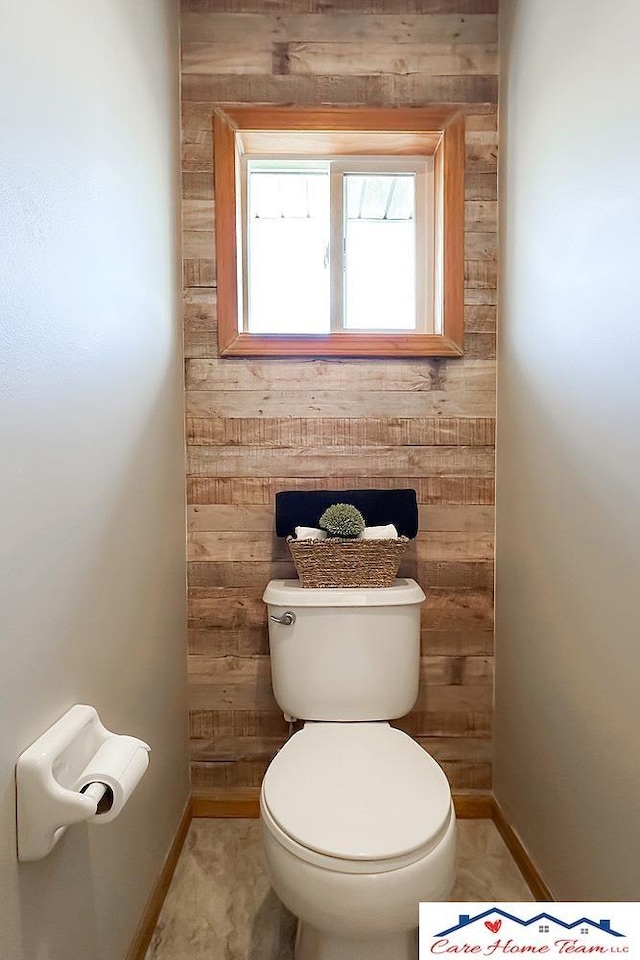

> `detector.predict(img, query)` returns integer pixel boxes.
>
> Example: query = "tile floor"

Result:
[146,818,533,960]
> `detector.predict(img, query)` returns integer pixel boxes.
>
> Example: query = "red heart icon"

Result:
[485,920,502,933]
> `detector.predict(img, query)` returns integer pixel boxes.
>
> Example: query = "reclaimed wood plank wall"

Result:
[181,0,498,799]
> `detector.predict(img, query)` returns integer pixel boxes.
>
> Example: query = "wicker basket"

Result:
[286,535,409,588]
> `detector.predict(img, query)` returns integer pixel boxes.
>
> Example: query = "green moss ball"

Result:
[319,503,366,538]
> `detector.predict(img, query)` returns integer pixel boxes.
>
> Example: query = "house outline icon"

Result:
[435,909,625,938]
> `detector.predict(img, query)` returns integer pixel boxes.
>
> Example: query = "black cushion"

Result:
[275,489,419,539]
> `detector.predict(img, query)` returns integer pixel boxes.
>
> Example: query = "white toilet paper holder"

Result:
[16,704,150,861]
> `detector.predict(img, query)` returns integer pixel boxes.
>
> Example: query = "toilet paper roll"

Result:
[75,735,150,824]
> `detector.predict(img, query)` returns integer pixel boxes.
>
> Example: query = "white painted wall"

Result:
[0,2,189,957]
[496,0,640,899]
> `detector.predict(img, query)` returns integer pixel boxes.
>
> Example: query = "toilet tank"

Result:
[263,578,426,722]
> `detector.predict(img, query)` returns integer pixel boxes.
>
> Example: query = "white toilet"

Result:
[261,578,456,960]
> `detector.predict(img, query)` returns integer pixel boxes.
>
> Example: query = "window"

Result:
[213,107,465,358]
[244,159,431,335]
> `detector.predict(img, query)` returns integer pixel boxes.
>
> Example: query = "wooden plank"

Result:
[190,789,494,820]
[188,626,269,656]
[465,200,497,232]
[186,389,496,419]
[182,171,214,201]
[419,560,493,588]
[186,602,495,656]
[419,504,493,530]
[183,230,215,261]
[182,43,273,75]
[186,557,492,589]
[187,583,493,612]
[455,793,494,818]
[181,103,214,172]
[465,172,497,200]
[421,628,494,655]
[189,504,275,531]
[181,13,498,45]
[187,658,492,710]
[413,736,492,761]
[183,200,215,232]
[187,529,493,561]
[192,793,261,818]
[465,231,497,261]
[183,285,217,304]
[181,0,498,13]
[186,530,494,563]
[190,708,289,738]
[188,531,286,561]
[183,259,216,288]
[188,654,491,686]
[464,305,495,333]
[185,357,494,391]
[422,587,493,625]
[397,708,492,737]
[186,476,496,506]
[282,42,497,77]
[464,332,495,359]
[188,560,297,587]
[181,73,498,105]
[441,760,491,788]
[190,734,491,769]
[190,680,279,712]
[385,74,498,105]
[191,758,269,788]
[465,259,497,288]
[189,730,493,764]
[465,130,497,171]
[187,444,495,479]
[420,655,493,684]
[464,287,497,305]
[183,292,218,359]
[187,503,493,531]
[186,416,496,447]
[464,111,497,132]
[207,600,489,640]
[191,735,288,762]
[189,705,493,741]
[190,756,490,790]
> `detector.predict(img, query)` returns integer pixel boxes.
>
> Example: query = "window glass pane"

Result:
[343,174,416,331]
[247,164,330,334]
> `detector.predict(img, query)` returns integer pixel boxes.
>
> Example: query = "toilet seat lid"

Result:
[262,723,452,862]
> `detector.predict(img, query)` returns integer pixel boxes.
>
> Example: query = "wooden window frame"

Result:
[213,106,465,358]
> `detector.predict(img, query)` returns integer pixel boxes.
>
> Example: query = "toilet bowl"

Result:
[261,578,456,960]
[260,721,456,960]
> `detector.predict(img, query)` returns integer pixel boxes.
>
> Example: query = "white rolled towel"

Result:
[358,524,399,540]
[294,526,328,541]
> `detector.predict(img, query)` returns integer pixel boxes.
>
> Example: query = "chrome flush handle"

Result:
[270,611,296,626]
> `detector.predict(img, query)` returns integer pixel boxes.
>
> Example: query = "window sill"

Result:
[219,332,464,359]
